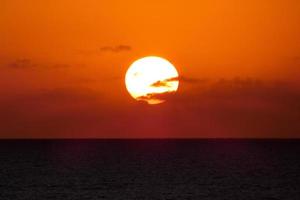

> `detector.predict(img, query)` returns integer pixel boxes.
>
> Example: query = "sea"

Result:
[0,139,299,200]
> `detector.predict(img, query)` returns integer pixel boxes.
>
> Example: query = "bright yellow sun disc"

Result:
[125,56,179,104]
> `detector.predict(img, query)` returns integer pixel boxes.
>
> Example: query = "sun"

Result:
[125,56,179,104]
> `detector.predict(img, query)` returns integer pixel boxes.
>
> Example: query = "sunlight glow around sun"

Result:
[125,56,179,104]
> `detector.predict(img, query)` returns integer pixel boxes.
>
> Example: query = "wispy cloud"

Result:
[8,59,35,69]
[136,91,176,101]
[6,59,72,70]
[151,81,171,87]
[179,76,207,84]
[100,45,132,53]
[77,45,132,56]
[150,76,206,88]
[150,77,178,88]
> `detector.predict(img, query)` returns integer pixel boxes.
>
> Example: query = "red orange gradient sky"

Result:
[0,0,300,138]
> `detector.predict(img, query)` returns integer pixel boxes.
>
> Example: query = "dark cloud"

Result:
[100,45,132,53]
[8,59,35,69]
[179,76,206,84]
[149,76,206,89]
[76,45,132,55]
[136,91,176,102]
[151,81,170,87]
[166,77,179,82]
[150,77,178,88]
[6,59,72,70]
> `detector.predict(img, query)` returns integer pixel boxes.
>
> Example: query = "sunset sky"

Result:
[1,0,300,138]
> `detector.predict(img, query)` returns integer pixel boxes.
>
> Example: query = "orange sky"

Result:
[0,0,300,138]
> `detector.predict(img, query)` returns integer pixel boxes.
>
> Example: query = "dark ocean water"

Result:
[0,139,299,200]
